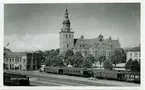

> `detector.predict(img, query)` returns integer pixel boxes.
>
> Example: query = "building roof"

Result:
[128,46,140,52]
[4,47,12,53]
[73,36,120,49]
[5,52,26,57]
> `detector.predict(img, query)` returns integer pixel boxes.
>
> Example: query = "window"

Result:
[20,65,22,69]
[69,34,71,38]
[130,53,132,57]
[23,59,25,63]
[67,44,69,48]
[66,34,68,38]
[80,45,81,47]
[16,58,17,63]
[20,58,21,63]
[135,53,138,57]
[13,58,14,62]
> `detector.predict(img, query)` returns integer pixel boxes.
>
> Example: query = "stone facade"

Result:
[59,8,121,59]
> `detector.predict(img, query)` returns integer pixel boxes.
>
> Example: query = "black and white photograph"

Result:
[3,3,141,87]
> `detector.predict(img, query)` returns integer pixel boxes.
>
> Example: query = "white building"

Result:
[4,51,27,70]
[126,46,140,63]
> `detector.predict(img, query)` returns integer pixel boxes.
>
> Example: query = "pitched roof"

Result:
[128,46,140,52]
[74,37,120,49]
[6,52,26,57]
[4,47,12,52]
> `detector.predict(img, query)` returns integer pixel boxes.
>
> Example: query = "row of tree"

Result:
[38,49,125,68]
[36,48,140,72]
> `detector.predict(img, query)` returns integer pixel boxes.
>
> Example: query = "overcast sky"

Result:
[4,3,140,52]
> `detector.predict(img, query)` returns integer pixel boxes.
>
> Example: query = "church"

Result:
[59,7,121,59]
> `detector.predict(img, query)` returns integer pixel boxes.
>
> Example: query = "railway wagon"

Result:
[62,67,92,77]
[62,67,84,76]
[93,69,118,80]
[118,71,140,83]
[93,69,140,83]
[44,66,63,74]
[4,72,30,86]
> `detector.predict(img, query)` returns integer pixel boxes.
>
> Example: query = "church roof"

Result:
[73,37,120,49]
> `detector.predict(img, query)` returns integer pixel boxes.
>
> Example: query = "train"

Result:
[4,71,30,86]
[43,66,140,83]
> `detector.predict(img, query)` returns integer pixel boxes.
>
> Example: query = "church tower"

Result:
[59,7,74,54]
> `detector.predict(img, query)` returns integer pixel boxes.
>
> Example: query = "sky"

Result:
[4,3,140,52]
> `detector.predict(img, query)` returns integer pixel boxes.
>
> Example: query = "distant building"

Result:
[59,7,121,59]
[4,47,41,70]
[126,46,140,63]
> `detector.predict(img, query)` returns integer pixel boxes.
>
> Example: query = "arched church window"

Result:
[67,44,69,48]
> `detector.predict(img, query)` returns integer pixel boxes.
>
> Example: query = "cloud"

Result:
[4,33,59,52]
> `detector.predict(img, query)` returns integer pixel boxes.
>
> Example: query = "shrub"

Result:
[103,59,113,70]
[125,58,133,70]
[130,59,140,72]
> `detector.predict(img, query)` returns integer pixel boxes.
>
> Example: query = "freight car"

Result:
[117,70,140,83]
[4,72,30,86]
[44,66,63,74]
[44,66,92,77]
[93,69,119,80]
[43,66,140,83]
[93,69,140,83]
[62,67,92,77]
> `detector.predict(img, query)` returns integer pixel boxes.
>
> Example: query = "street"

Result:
[4,70,140,86]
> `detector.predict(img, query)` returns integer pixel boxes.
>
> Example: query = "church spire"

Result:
[61,6,71,32]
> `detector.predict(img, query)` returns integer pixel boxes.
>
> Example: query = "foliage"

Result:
[44,49,61,67]
[65,49,74,57]
[103,59,113,70]
[82,54,95,68]
[97,55,106,68]
[109,48,125,67]
[52,55,64,67]
[125,58,133,70]
[130,59,140,72]
[73,51,84,68]
[64,49,74,66]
